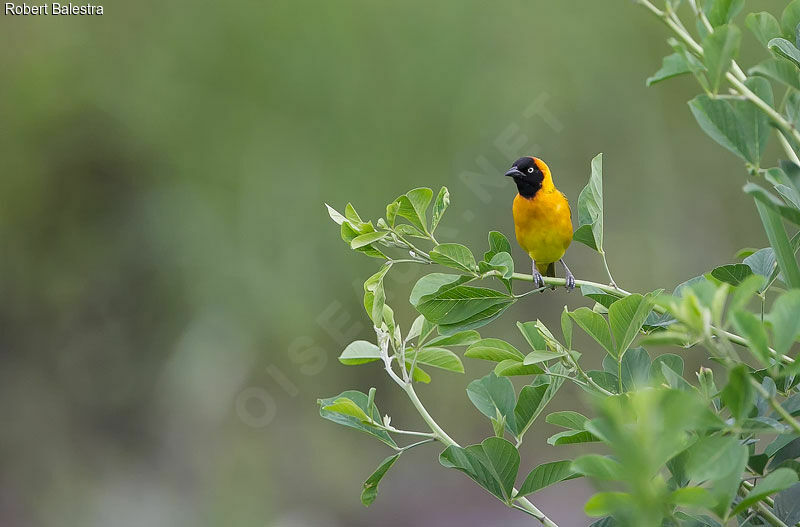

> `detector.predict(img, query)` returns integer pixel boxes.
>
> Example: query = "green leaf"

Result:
[587,371,619,394]
[580,284,620,309]
[569,307,614,355]
[783,0,800,39]
[439,437,520,502]
[685,435,742,482]
[350,231,389,249]
[494,359,543,377]
[584,492,634,517]
[416,285,513,325]
[722,365,756,423]
[325,203,347,225]
[395,188,433,233]
[705,0,744,27]
[484,231,512,262]
[711,263,753,285]
[409,273,471,306]
[747,12,782,47]
[749,58,800,90]
[754,198,800,289]
[572,455,624,481]
[561,306,573,350]
[430,186,450,233]
[770,38,800,69]
[523,349,565,365]
[547,429,599,446]
[775,483,800,525]
[731,468,798,516]
[743,247,777,278]
[702,25,741,94]
[514,366,566,438]
[668,487,716,508]
[480,251,514,280]
[338,340,382,365]
[323,397,372,422]
[517,460,577,496]
[650,354,684,386]
[767,289,800,357]
[646,52,701,86]
[318,390,397,448]
[608,293,656,359]
[361,453,401,506]
[425,330,481,347]
[437,301,514,335]
[731,310,772,367]
[466,338,525,362]
[745,182,800,226]
[573,153,605,252]
[689,78,773,165]
[546,411,589,430]
[430,243,479,273]
[467,372,516,433]
[341,221,387,259]
[620,347,651,392]
[517,321,548,350]
[407,347,464,373]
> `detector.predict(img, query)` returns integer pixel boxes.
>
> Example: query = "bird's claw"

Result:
[533,271,546,290]
[565,273,576,292]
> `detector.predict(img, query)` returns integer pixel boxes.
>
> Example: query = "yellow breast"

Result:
[513,190,573,267]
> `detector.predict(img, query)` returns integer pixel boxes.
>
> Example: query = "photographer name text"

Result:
[5,2,103,15]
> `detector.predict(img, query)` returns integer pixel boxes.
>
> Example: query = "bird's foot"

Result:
[565,272,576,292]
[533,270,546,290]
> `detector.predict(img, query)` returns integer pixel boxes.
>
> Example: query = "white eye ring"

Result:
[527,167,534,173]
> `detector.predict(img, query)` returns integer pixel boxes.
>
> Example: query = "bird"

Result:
[504,156,575,291]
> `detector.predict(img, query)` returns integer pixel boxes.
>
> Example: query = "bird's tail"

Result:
[537,262,556,277]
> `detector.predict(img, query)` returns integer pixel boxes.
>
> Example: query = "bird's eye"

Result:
[527,167,534,173]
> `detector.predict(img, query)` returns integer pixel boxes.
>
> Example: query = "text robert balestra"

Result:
[5,2,104,15]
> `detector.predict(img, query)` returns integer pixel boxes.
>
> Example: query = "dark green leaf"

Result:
[731,468,798,515]
[547,429,599,445]
[754,198,800,289]
[430,243,479,273]
[409,273,471,306]
[746,182,800,225]
[437,301,513,335]
[361,453,401,506]
[731,309,772,367]
[439,437,519,502]
[395,188,433,233]
[466,338,525,362]
[747,12,782,47]
[484,231,512,262]
[569,307,614,355]
[704,0,744,27]
[517,460,578,496]
[767,289,800,357]
[573,153,604,251]
[425,330,481,347]
[546,410,589,430]
[467,372,516,433]
[416,286,513,325]
[407,347,464,373]
[743,247,777,278]
[711,263,753,285]
[646,52,699,86]
[514,366,566,438]
[749,57,800,90]
[782,0,800,39]
[572,455,624,481]
[608,293,656,359]
[703,24,741,93]
[650,354,684,386]
[722,365,756,422]
[775,483,800,525]
[620,347,651,392]
[517,321,548,350]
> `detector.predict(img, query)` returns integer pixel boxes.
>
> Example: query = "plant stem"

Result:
[400,382,560,526]
[777,131,800,166]
[558,352,614,396]
[751,379,800,435]
[511,272,796,366]
[600,250,618,288]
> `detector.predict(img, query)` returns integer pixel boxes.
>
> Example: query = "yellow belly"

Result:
[513,191,573,271]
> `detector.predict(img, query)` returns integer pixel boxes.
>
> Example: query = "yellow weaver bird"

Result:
[504,156,575,291]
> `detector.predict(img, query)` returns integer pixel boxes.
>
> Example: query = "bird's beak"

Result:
[505,168,525,178]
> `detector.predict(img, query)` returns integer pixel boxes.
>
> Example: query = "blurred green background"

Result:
[0,1,788,525]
